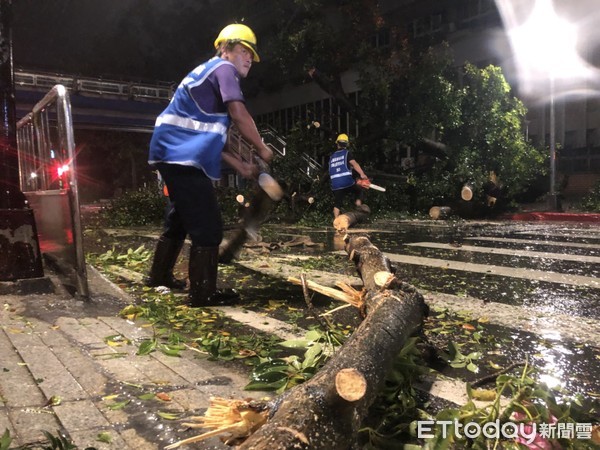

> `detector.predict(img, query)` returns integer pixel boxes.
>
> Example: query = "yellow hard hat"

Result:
[214,24,260,62]
[336,133,349,144]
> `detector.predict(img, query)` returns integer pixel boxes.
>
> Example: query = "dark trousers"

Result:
[333,183,364,209]
[155,163,223,247]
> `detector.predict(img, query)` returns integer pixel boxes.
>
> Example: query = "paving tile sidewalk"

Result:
[0,267,256,450]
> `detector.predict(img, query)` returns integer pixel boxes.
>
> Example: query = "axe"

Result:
[219,157,284,263]
[255,156,284,201]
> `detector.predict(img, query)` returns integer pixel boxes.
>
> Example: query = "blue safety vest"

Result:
[148,57,232,180]
[329,149,355,190]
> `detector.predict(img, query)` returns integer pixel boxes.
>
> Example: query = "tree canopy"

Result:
[259,0,546,214]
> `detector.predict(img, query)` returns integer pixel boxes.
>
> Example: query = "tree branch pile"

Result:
[171,234,427,449]
[236,234,427,449]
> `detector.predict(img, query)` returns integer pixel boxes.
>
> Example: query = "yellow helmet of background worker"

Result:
[336,133,349,144]
[214,24,260,62]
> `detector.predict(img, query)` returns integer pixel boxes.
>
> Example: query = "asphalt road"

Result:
[1,218,599,449]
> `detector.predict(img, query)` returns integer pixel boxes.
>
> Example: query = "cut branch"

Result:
[236,234,427,449]
[287,276,361,307]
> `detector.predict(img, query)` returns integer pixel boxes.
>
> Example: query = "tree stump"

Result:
[333,204,371,231]
[237,234,427,450]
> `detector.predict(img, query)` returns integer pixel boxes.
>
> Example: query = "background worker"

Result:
[328,133,368,218]
[146,23,273,307]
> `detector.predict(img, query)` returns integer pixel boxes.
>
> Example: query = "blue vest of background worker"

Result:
[328,133,368,218]
[146,23,273,307]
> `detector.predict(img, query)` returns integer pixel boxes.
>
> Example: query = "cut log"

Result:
[429,205,451,220]
[333,204,371,231]
[237,234,427,450]
[461,184,473,201]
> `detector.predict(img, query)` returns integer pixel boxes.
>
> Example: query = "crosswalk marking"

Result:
[406,242,600,264]
[238,255,600,345]
[383,253,600,288]
[465,236,600,250]
[514,230,600,240]
[211,306,306,342]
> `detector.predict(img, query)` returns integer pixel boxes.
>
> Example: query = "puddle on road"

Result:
[398,265,600,319]
[433,320,600,396]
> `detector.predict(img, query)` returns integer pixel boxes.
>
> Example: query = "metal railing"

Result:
[15,68,173,102]
[300,153,323,181]
[16,85,89,298]
[227,124,287,162]
[259,125,287,156]
[227,125,322,182]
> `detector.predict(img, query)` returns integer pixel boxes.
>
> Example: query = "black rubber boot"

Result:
[145,236,186,289]
[188,246,239,307]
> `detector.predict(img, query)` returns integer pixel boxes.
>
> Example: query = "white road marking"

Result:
[406,242,600,264]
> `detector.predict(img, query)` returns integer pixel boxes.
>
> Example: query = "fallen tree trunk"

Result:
[333,204,371,232]
[237,234,427,450]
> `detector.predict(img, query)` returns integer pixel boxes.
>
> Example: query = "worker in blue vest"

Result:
[146,23,273,307]
[328,134,368,218]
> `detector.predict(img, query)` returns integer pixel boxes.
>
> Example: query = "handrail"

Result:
[14,68,174,102]
[259,124,287,156]
[227,125,323,182]
[228,125,287,159]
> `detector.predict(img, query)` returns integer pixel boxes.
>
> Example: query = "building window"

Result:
[412,12,445,37]
[371,28,390,48]
[564,130,578,149]
[586,128,599,147]
[459,0,493,23]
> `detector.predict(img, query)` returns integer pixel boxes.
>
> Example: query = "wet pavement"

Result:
[244,219,600,398]
[1,217,599,449]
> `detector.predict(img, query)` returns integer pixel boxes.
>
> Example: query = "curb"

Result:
[500,212,600,222]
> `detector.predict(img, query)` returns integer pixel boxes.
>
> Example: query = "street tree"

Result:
[259,0,545,214]
[440,64,547,208]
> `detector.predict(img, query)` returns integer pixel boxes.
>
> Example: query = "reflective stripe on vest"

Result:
[155,114,228,135]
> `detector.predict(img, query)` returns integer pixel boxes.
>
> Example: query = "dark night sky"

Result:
[11,0,268,82]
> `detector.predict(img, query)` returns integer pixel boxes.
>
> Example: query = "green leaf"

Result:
[97,432,112,443]
[0,429,12,450]
[302,343,323,369]
[466,352,481,360]
[138,393,156,400]
[159,344,181,357]
[466,362,479,373]
[137,339,157,355]
[244,379,287,392]
[157,411,182,420]
[108,400,130,410]
[251,370,289,384]
[305,329,323,342]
